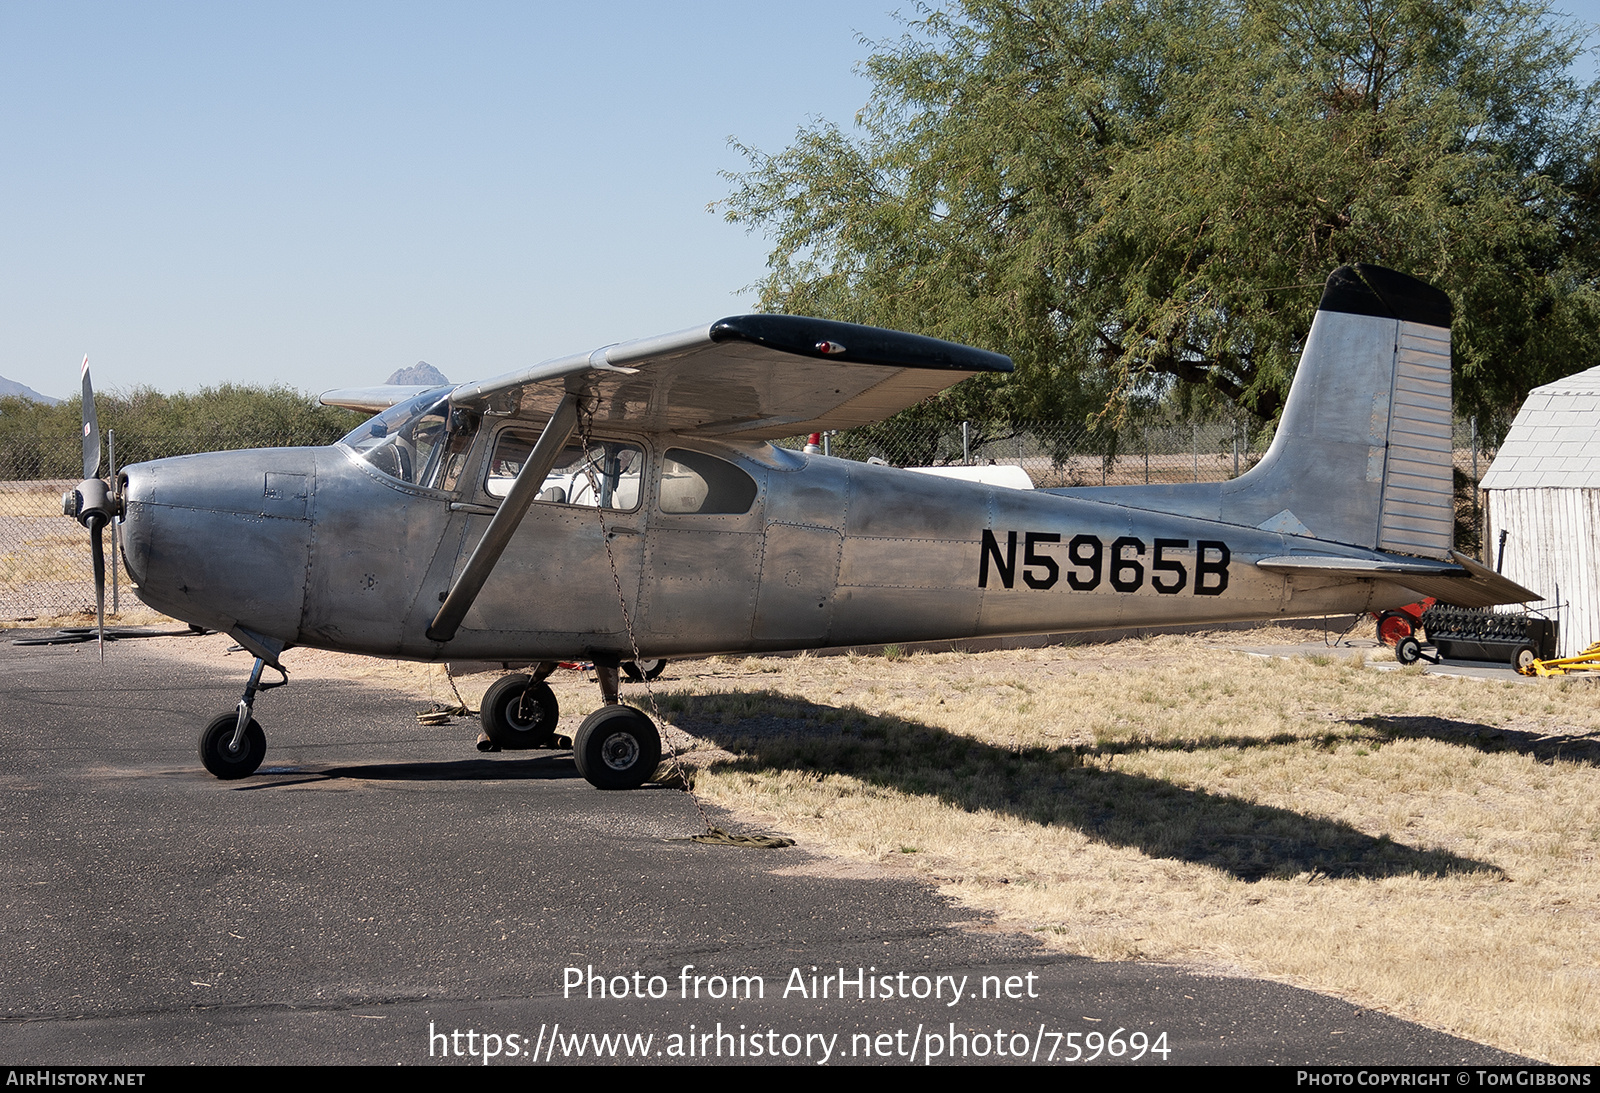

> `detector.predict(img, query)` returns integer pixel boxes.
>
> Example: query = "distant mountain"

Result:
[385,361,449,386]
[0,374,60,404]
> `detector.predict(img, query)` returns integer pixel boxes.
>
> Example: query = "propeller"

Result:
[61,356,119,660]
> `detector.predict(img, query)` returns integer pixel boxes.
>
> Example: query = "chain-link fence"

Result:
[785,418,1272,487]
[0,430,322,621]
[790,416,1497,559]
[0,419,1501,621]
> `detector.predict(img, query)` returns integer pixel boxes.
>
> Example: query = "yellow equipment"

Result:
[1526,642,1600,677]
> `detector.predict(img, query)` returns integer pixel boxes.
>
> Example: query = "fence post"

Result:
[1143,427,1149,485]
[108,429,118,613]
[1192,423,1198,483]
[961,421,971,466]
[1232,421,1239,478]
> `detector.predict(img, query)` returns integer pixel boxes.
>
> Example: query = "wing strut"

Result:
[426,393,580,643]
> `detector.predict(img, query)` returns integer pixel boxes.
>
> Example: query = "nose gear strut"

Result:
[198,656,289,779]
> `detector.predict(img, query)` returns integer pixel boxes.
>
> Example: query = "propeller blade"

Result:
[89,515,106,662]
[80,355,101,481]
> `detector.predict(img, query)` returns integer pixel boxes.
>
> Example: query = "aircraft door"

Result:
[637,447,765,653]
[445,431,647,656]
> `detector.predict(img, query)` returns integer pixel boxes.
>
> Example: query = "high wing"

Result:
[436,315,1012,437]
[326,316,1010,645]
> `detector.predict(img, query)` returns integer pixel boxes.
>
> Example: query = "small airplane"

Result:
[60,264,1538,789]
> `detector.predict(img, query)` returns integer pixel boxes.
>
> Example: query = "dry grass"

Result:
[0,606,191,630]
[637,633,1600,1064]
[0,530,91,592]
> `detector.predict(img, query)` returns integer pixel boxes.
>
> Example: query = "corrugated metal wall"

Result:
[1488,488,1599,656]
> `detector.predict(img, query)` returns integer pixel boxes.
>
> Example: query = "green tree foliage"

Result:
[720,0,1600,426]
[0,385,365,480]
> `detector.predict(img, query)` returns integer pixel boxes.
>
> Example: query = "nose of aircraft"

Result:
[119,448,317,641]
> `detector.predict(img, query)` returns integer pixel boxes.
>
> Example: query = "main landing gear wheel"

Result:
[621,659,667,682]
[481,674,561,749]
[572,706,661,790]
[199,713,266,780]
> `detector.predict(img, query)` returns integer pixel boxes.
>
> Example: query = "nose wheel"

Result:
[199,713,266,779]
[198,656,286,780]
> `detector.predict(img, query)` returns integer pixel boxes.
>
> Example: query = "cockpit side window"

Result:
[486,432,643,512]
[659,449,758,514]
[423,408,479,492]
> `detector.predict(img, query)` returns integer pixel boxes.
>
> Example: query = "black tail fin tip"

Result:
[1319,264,1452,329]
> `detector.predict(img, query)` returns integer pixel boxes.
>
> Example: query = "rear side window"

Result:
[659,449,758,515]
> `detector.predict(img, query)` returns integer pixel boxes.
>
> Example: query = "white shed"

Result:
[1479,366,1600,656]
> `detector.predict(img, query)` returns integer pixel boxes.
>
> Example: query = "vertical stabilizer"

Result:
[1053,265,1457,557]
[1257,264,1455,555]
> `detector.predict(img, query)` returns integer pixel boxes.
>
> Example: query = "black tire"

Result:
[621,659,668,682]
[480,675,561,749]
[572,706,661,790]
[1395,636,1422,665]
[1511,644,1538,674]
[199,713,266,780]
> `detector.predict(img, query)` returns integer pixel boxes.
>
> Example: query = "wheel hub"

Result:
[599,731,640,771]
[512,691,546,730]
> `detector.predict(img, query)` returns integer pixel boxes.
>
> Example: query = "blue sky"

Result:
[2,1,1597,400]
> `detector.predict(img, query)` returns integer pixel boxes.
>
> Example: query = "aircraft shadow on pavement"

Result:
[666,692,1500,883]
[1348,714,1600,766]
[234,752,582,789]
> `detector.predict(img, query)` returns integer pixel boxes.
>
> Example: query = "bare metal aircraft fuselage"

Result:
[117,439,1415,665]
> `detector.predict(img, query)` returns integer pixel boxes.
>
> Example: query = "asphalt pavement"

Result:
[0,631,1529,1066]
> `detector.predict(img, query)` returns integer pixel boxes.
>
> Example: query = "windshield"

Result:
[341,389,472,489]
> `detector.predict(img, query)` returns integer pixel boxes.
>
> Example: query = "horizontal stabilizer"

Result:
[1257,550,1541,608]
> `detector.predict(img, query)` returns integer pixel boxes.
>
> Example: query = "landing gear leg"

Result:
[594,659,620,705]
[198,657,287,780]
